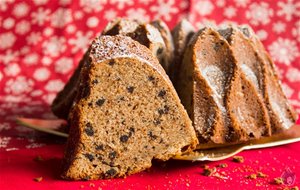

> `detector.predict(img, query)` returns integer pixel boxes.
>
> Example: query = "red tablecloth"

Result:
[0,0,300,189]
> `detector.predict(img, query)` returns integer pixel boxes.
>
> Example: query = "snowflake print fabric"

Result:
[0,0,299,151]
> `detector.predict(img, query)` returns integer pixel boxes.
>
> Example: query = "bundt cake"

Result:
[61,35,198,180]
[176,26,297,148]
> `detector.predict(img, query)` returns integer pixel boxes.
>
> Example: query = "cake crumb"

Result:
[34,177,43,182]
[203,167,217,176]
[201,164,209,169]
[247,174,257,179]
[232,156,244,163]
[90,183,95,187]
[34,155,44,162]
[257,172,267,178]
[273,177,284,185]
[80,185,84,188]
[218,163,228,168]
[291,186,299,190]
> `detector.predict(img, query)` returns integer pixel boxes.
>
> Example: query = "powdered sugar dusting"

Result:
[271,101,293,129]
[241,64,259,89]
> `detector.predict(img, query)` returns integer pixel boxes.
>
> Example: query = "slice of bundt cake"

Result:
[176,27,291,148]
[61,35,198,180]
[151,20,174,74]
[171,19,195,83]
[52,19,167,119]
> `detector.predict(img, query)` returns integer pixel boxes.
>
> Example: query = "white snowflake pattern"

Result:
[268,38,299,65]
[234,0,249,7]
[179,0,188,9]
[111,0,133,9]
[12,2,29,18]
[69,31,93,53]
[193,0,214,16]
[256,30,268,41]
[42,93,56,104]
[216,0,225,7]
[26,32,41,45]
[79,0,106,12]
[86,16,99,28]
[31,8,51,26]
[0,0,14,11]
[45,79,65,92]
[33,67,51,81]
[0,32,16,50]
[245,2,273,25]
[66,24,76,33]
[273,21,286,34]
[277,0,300,21]
[286,67,300,82]
[55,57,74,74]
[0,71,2,81]
[32,0,48,5]
[0,123,11,132]
[5,76,34,95]
[3,18,15,29]
[74,11,84,20]
[42,36,66,57]
[41,56,52,65]
[43,27,54,36]
[15,20,31,35]
[126,8,150,22]
[51,8,72,28]
[4,63,20,76]
[223,6,236,18]
[0,137,11,148]
[0,50,19,65]
[282,83,294,98]
[104,9,118,21]
[20,46,30,55]
[24,53,39,65]
[195,18,217,29]
[59,0,71,5]
[150,0,178,21]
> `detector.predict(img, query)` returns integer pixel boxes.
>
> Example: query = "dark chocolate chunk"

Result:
[153,118,161,126]
[81,86,90,98]
[84,153,94,162]
[109,151,117,159]
[85,123,94,136]
[95,144,104,151]
[91,79,98,84]
[120,135,129,142]
[88,102,93,107]
[96,98,105,106]
[106,168,117,177]
[148,76,155,81]
[148,131,157,140]
[158,90,166,98]
[92,164,97,168]
[158,105,170,115]
[108,60,115,66]
[127,86,135,93]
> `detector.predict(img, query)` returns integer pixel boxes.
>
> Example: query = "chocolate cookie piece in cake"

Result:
[61,35,198,180]
[51,51,89,119]
[151,20,174,74]
[171,19,195,83]
[177,28,272,147]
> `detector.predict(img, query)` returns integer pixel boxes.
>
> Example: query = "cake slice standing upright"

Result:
[61,35,198,180]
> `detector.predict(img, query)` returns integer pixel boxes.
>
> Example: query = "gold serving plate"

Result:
[16,117,300,161]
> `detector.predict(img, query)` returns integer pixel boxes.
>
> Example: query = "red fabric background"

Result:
[0,0,300,189]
